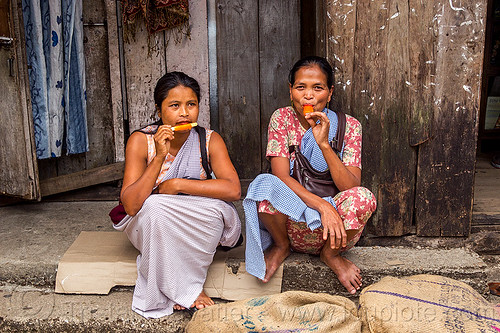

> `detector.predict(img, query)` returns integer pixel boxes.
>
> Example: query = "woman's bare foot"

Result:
[191,290,214,310]
[173,290,214,311]
[262,245,290,283]
[320,249,362,294]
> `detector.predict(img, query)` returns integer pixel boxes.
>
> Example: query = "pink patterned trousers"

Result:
[258,186,377,255]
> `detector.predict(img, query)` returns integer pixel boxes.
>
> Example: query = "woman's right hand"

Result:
[305,111,330,148]
[318,202,347,250]
[153,125,174,158]
[270,156,346,248]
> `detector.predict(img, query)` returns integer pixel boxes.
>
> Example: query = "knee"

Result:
[136,196,165,228]
[352,187,377,210]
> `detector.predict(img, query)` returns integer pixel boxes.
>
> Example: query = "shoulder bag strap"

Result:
[194,126,212,179]
[332,110,346,153]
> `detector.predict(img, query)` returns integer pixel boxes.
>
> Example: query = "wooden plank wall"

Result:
[0,0,38,199]
[114,1,211,132]
[327,0,487,236]
[328,0,416,236]
[165,0,210,128]
[216,0,261,179]
[258,1,301,171]
[414,1,487,236]
[216,0,300,178]
[105,0,125,163]
[83,1,115,169]
[122,23,166,132]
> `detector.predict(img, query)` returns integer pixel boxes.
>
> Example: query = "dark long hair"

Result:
[154,71,201,108]
[138,72,201,134]
[288,56,334,88]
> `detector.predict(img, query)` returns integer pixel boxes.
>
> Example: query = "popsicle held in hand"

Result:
[303,105,314,115]
[172,122,198,131]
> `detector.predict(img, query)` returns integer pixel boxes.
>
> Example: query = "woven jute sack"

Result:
[185,290,361,333]
[359,274,500,333]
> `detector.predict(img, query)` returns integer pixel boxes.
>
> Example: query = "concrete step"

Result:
[0,250,493,332]
[0,284,190,332]
[0,200,497,332]
[282,247,488,296]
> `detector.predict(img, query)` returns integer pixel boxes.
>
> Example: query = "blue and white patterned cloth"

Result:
[290,108,343,173]
[244,174,336,280]
[22,0,88,159]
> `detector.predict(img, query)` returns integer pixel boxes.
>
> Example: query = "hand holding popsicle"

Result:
[172,122,198,131]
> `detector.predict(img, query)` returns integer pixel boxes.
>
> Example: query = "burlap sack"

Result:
[185,290,361,333]
[359,274,500,333]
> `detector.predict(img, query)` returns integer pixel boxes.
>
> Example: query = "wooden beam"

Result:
[40,162,125,197]
[105,0,125,162]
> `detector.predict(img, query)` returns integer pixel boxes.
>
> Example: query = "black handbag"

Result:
[290,110,346,198]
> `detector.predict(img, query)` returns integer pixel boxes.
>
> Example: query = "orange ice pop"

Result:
[172,122,197,131]
[303,105,314,115]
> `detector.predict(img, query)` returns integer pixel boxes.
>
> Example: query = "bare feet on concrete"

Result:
[173,304,186,310]
[191,290,214,309]
[262,244,291,283]
[173,290,214,311]
[320,249,362,294]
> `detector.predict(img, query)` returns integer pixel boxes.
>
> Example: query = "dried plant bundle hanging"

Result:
[120,0,190,54]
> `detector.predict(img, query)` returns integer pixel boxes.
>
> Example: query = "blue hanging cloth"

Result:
[22,0,88,159]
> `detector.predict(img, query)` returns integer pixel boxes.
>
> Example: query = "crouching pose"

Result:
[114,72,241,318]
[244,56,376,294]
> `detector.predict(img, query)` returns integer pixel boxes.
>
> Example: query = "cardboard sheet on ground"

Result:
[55,231,282,300]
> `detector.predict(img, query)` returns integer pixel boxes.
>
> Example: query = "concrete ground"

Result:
[0,200,498,332]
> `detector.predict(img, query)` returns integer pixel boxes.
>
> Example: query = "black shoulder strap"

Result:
[332,110,346,153]
[194,126,212,179]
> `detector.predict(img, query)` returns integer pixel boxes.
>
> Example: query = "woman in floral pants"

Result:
[246,56,376,294]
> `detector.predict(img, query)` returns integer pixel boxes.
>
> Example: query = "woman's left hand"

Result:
[305,111,330,146]
[157,178,180,195]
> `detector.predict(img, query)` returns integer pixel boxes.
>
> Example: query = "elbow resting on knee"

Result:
[123,203,140,217]
[229,187,241,201]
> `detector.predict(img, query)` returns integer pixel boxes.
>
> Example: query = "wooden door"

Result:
[215,0,301,179]
[0,0,39,200]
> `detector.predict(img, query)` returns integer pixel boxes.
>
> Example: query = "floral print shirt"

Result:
[266,106,362,168]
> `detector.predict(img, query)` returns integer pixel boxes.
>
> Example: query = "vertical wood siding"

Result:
[415,1,487,236]
[83,20,115,169]
[0,0,39,199]
[105,0,125,163]
[165,0,210,128]
[258,1,301,171]
[216,0,261,179]
[123,26,166,132]
[216,0,300,178]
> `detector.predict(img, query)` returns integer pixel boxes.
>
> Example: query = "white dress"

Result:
[114,128,241,318]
